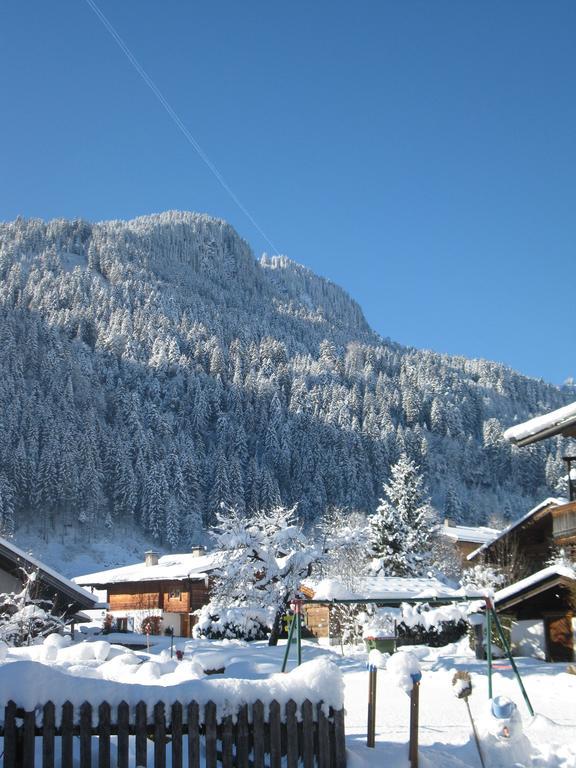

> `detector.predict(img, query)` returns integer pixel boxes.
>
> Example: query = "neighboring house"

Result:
[467,497,572,577]
[439,520,499,565]
[474,402,576,662]
[74,548,219,637]
[0,535,98,622]
[300,576,477,643]
[495,565,576,663]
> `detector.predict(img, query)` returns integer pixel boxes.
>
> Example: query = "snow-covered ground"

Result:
[0,633,574,767]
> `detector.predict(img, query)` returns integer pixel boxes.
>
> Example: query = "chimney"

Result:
[191,546,205,558]
[145,550,159,567]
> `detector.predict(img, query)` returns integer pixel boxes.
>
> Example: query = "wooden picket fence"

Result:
[0,698,346,768]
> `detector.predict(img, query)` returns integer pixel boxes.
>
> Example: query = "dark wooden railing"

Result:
[1,698,346,768]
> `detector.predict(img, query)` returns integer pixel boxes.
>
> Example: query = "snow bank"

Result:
[367,649,388,670]
[0,657,344,723]
[386,651,421,694]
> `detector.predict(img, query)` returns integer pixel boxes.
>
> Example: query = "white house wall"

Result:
[511,619,546,660]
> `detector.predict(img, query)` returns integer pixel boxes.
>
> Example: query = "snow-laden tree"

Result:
[314,507,371,645]
[315,507,370,589]
[0,569,66,646]
[370,454,438,576]
[201,506,318,645]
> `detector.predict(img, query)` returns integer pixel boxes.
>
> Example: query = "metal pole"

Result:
[485,601,492,699]
[281,611,297,673]
[488,602,534,717]
[409,677,420,768]
[296,602,302,667]
[366,665,377,748]
[464,698,486,768]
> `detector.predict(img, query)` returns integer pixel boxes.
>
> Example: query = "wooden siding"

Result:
[189,580,211,612]
[304,604,330,638]
[108,578,211,618]
[109,583,161,612]
[162,580,191,614]
[552,501,576,542]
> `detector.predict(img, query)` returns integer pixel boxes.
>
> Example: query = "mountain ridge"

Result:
[0,211,572,566]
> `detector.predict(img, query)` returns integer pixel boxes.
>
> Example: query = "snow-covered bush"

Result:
[0,570,66,646]
[395,602,469,648]
[193,605,270,641]
[460,563,506,591]
[362,608,400,639]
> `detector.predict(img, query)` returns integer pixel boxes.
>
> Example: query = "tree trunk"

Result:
[268,607,284,646]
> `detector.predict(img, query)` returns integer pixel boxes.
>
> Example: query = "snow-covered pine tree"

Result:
[370,454,437,576]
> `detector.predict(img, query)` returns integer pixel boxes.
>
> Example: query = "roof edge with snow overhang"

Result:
[440,523,500,545]
[467,497,567,562]
[504,401,576,447]
[494,565,576,610]
[74,551,221,588]
[301,576,486,603]
[0,536,97,609]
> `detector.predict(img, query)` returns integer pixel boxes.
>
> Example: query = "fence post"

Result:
[485,601,493,700]
[366,663,377,748]
[409,672,422,768]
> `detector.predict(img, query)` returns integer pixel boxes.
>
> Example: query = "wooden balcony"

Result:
[552,500,576,542]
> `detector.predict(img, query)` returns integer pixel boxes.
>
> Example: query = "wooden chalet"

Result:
[75,548,218,637]
[439,520,499,565]
[0,535,98,621]
[495,566,576,662]
[467,497,575,577]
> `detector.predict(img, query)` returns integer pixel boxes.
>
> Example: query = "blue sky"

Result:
[1,1,574,384]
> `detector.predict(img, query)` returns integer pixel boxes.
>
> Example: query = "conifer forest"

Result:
[0,212,572,547]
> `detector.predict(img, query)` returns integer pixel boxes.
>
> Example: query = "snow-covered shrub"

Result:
[0,570,66,646]
[192,605,270,641]
[396,602,469,648]
[362,608,400,639]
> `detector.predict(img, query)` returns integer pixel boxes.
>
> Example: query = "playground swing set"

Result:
[281,593,535,766]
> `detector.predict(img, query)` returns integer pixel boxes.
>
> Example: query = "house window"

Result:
[169,589,181,599]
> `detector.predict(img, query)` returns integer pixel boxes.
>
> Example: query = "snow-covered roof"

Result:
[504,401,576,447]
[494,565,576,607]
[74,552,221,587]
[303,576,484,602]
[440,523,499,545]
[0,536,97,608]
[466,497,567,561]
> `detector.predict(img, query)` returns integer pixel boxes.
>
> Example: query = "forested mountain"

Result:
[0,211,572,549]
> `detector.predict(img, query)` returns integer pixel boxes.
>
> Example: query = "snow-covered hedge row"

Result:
[362,603,470,647]
[396,603,469,647]
[192,605,271,641]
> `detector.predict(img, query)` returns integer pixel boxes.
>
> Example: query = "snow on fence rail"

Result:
[0,696,346,768]
[0,658,346,767]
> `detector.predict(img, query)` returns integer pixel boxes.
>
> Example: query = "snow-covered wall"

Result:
[511,620,546,660]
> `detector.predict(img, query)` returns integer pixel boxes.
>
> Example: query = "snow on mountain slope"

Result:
[0,212,572,572]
